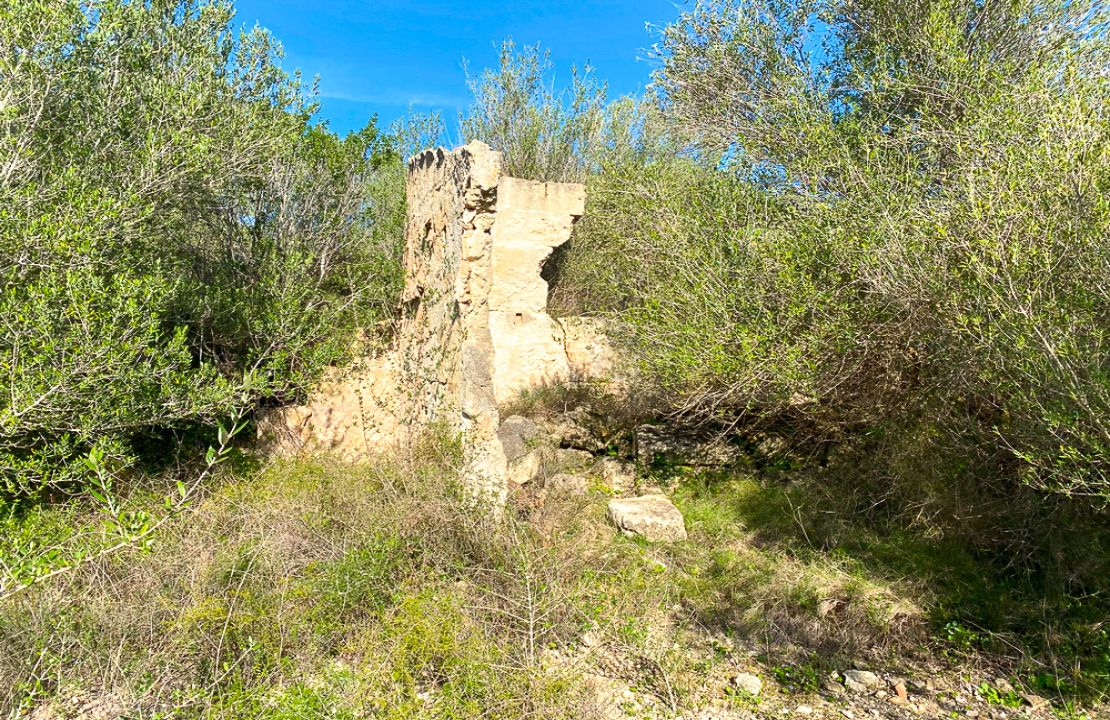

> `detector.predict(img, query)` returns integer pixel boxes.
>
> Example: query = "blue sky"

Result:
[232,0,687,137]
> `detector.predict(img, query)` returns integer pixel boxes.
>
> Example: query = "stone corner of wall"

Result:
[263,141,612,507]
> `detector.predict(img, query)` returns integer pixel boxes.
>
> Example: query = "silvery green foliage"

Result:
[462,40,608,183]
[0,0,404,493]
[570,0,1110,499]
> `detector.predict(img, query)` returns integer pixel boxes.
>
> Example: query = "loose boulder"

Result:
[498,415,541,462]
[731,672,763,697]
[843,670,882,693]
[607,495,687,542]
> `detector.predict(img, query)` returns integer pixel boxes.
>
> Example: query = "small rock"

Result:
[893,681,909,702]
[907,677,935,693]
[1019,693,1048,709]
[507,451,542,487]
[844,669,882,693]
[796,705,814,715]
[890,696,908,706]
[732,672,763,697]
[607,494,687,542]
[498,416,540,462]
[965,710,979,719]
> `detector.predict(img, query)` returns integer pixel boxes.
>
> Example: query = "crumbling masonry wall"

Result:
[259,142,611,502]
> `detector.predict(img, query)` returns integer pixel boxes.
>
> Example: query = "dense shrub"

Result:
[563,0,1110,500]
[0,0,405,493]
[542,1,1110,690]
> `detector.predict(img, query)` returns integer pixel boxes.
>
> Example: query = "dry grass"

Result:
[0,439,665,719]
[1,435,1002,719]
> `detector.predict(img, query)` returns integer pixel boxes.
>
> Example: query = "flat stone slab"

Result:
[607,494,687,542]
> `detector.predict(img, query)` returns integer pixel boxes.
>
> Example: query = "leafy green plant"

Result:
[0,399,251,601]
[555,0,1110,695]
[462,39,607,182]
[0,0,407,497]
[771,662,820,694]
[564,0,1110,500]
[978,681,1024,709]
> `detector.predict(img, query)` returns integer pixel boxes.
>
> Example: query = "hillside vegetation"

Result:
[2,0,1110,718]
[1,0,406,496]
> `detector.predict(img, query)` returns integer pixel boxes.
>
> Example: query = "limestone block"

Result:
[506,452,542,489]
[559,316,616,381]
[498,415,541,462]
[488,236,558,312]
[499,415,544,487]
[488,177,585,314]
[488,311,571,405]
[607,495,688,542]
[499,175,586,216]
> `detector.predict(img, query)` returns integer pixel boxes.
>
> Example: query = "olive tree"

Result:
[0,0,405,493]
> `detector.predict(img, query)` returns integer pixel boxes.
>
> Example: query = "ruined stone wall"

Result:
[259,141,606,503]
[396,144,497,428]
[488,177,582,405]
[395,143,506,501]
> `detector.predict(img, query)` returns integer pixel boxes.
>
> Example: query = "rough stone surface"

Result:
[506,451,543,489]
[260,142,601,504]
[559,316,617,381]
[488,311,571,405]
[550,447,596,473]
[732,672,763,697]
[542,409,608,452]
[499,416,545,488]
[256,352,401,461]
[607,495,688,542]
[593,457,637,494]
[635,424,744,468]
[544,473,588,496]
[843,670,882,693]
[498,415,541,463]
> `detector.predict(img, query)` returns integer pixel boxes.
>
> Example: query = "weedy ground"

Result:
[0,436,1104,719]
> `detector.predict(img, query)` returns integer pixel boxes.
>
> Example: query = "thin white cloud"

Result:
[320,87,466,108]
